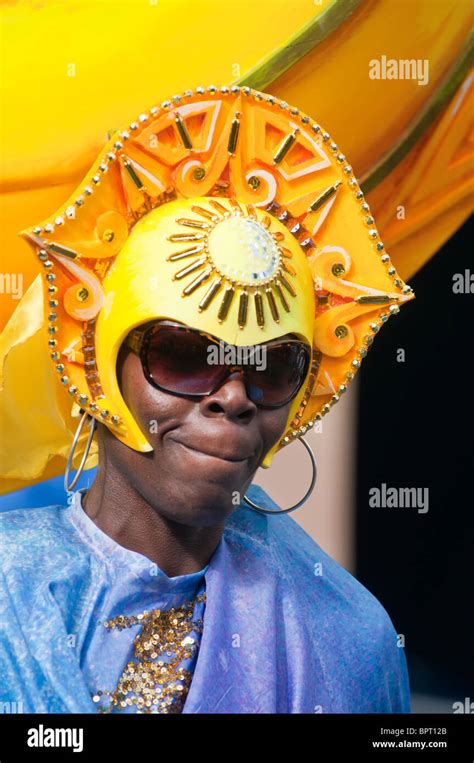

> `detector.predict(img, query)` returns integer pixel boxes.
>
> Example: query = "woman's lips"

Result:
[167,435,254,463]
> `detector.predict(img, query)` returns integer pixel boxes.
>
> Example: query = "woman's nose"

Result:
[200,370,257,421]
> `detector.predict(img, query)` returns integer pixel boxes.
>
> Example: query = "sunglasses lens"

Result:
[142,325,310,407]
[245,343,310,407]
[146,328,223,395]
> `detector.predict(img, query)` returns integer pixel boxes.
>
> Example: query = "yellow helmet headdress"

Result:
[13,83,414,478]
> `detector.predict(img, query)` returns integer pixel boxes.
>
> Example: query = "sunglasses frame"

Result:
[125,320,312,410]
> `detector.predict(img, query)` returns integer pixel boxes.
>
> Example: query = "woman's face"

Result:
[102,326,296,528]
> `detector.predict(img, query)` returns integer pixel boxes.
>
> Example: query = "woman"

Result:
[0,84,413,713]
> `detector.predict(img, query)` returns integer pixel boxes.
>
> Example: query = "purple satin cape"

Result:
[0,484,410,713]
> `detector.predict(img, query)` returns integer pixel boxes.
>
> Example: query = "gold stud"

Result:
[217,286,235,322]
[193,167,206,181]
[122,157,144,189]
[176,218,210,230]
[168,232,206,242]
[191,205,217,221]
[198,278,223,311]
[274,282,290,312]
[279,273,297,297]
[208,199,228,216]
[167,245,204,262]
[331,262,345,277]
[173,256,207,280]
[182,267,213,295]
[229,198,244,214]
[273,128,299,164]
[47,242,79,260]
[308,181,342,213]
[265,288,280,323]
[281,261,296,277]
[174,112,193,149]
[254,291,265,328]
[238,291,248,328]
[227,114,241,154]
[76,287,89,302]
[248,176,260,190]
[335,325,348,339]
[355,295,397,305]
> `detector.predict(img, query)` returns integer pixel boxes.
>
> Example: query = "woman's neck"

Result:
[81,461,225,578]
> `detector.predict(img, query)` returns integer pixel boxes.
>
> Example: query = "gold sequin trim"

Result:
[92,592,206,714]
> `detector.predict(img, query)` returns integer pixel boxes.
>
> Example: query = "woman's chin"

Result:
[150,482,246,527]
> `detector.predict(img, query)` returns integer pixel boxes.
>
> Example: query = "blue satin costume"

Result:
[0,483,410,713]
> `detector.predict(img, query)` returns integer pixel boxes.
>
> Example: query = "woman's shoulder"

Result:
[0,501,83,574]
[229,483,400,639]
[227,485,410,711]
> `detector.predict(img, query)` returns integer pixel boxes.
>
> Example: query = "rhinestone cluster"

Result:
[209,215,280,281]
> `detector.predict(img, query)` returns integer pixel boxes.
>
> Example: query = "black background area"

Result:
[356,216,474,699]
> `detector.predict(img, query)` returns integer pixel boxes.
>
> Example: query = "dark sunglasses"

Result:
[125,320,311,409]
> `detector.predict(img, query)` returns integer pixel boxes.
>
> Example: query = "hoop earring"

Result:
[242,437,317,515]
[64,411,97,493]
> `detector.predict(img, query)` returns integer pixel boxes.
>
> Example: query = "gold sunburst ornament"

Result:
[5,83,414,481]
[168,199,299,328]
